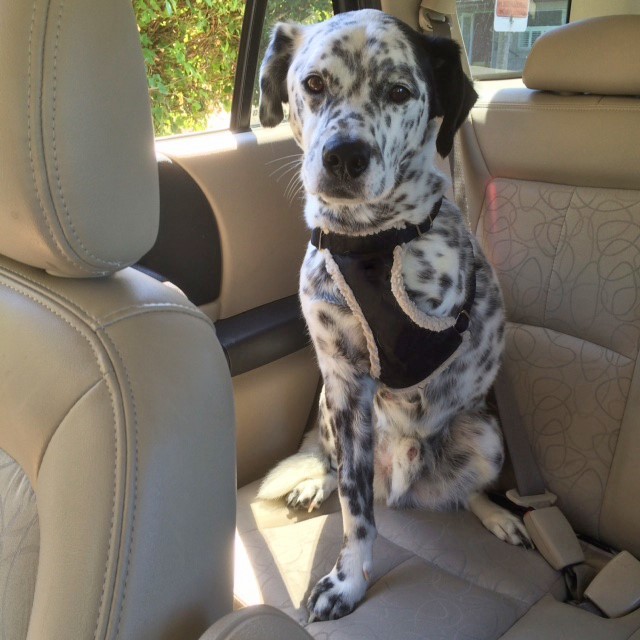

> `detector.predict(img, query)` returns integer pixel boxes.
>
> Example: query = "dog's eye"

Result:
[304,75,325,94]
[389,85,411,104]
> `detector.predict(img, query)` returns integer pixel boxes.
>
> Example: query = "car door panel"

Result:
[154,125,319,486]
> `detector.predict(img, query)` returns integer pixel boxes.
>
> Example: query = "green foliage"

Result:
[135,0,334,137]
[135,0,244,136]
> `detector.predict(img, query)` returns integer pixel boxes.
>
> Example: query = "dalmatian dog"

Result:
[257,9,530,622]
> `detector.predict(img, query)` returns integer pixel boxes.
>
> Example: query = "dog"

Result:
[257,9,530,622]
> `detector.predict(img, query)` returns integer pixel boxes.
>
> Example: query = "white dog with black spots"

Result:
[257,9,531,622]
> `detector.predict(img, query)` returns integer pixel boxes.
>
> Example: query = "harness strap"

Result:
[310,197,476,389]
[311,198,443,255]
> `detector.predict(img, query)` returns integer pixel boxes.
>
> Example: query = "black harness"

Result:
[310,198,476,389]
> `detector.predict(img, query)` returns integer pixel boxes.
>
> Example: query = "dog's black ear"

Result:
[259,23,301,127]
[419,36,478,157]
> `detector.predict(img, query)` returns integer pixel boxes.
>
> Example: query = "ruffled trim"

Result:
[390,245,457,332]
[322,249,382,379]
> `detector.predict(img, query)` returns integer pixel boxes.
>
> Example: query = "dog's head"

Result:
[259,9,477,207]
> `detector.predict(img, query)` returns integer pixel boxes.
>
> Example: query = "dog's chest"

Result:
[301,227,466,321]
[300,225,470,387]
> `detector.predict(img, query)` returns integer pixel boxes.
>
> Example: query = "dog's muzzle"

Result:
[322,137,371,180]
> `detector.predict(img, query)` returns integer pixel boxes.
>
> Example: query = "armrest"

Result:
[200,606,313,640]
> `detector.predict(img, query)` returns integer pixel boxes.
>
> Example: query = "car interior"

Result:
[1,0,639,638]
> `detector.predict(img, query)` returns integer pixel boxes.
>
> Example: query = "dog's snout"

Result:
[322,139,371,179]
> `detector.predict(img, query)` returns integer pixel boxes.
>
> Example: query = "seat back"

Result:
[0,0,236,638]
[462,16,640,556]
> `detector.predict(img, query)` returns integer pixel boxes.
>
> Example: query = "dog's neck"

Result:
[304,148,448,237]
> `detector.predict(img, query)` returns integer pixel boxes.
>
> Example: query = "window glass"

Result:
[135,0,245,137]
[456,0,570,78]
[136,0,333,138]
[250,0,334,127]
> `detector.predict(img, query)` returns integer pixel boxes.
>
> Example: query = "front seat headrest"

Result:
[523,15,640,97]
[0,0,159,277]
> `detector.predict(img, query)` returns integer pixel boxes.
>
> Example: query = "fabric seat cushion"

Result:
[235,481,565,639]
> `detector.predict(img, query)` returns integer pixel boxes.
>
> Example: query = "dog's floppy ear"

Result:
[420,36,478,158]
[259,23,301,127]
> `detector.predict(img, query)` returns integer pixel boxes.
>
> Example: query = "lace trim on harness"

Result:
[390,245,458,333]
[322,248,382,379]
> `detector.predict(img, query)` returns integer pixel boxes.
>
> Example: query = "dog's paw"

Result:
[286,476,337,512]
[482,510,533,548]
[307,568,368,622]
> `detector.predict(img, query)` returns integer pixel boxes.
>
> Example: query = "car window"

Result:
[135,0,245,137]
[249,1,334,127]
[135,0,333,138]
[456,0,570,78]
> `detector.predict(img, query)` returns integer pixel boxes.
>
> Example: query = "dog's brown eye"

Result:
[304,75,325,94]
[389,85,411,104]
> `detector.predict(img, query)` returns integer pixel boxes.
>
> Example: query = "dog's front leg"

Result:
[307,370,377,622]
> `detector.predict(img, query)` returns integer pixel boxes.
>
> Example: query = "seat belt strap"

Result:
[493,367,557,507]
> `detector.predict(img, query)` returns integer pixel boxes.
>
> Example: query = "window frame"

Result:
[230,0,381,132]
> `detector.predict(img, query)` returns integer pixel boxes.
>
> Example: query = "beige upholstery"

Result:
[235,15,640,639]
[200,606,314,640]
[523,16,640,96]
[0,0,158,277]
[0,0,236,638]
[236,482,564,638]
[466,62,640,559]
[467,82,640,194]
[0,451,39,640]
[500,596,640,640]
[477,179,640,553]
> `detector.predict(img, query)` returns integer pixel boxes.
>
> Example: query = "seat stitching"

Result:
[98,333,139,640]
[372,532,536,608]
[598,353,640,541]
[0,265,102,324]
[50,0,121,269]
[36,375,107,476]
[100,303,213,328]
[506,320,633,363]
[0,278,119,640]
[473,104,640,113]
[355,540,536,611]
[26,0,92,274]
[0,265,212,331]
[469,120,492,235]
[543,187,573,326]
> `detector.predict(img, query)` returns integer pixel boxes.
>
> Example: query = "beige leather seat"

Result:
[0,0,236,638]
[234,16,640,639]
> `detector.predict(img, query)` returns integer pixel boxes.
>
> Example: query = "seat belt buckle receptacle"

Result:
[523,506,584,571]
[584,551,640,618]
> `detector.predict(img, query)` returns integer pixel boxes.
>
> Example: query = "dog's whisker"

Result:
[284,174,304,202]
[270,161,302,181]
[269,159,303,180]
[265,153,303,166]
[285,176,304,202]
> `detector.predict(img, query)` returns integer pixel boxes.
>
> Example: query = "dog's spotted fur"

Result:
[258,10,530,622]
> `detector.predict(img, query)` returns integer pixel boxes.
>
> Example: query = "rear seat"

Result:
[233,16,640,639]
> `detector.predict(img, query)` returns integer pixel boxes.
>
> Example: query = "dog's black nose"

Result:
[322,139,371,179]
